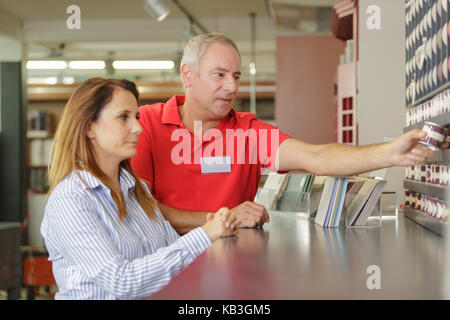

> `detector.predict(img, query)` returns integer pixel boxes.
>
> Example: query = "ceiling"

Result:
[0,0,340,82]
[0,0,270,20]
[0,0,338,20]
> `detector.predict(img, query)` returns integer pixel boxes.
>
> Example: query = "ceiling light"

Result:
[68,61,105,69]
[112,60,174,70]
[249,62,256,75]
[27,77,58,84]
[143,0,172,22]
[43,77,58,84]
[63,77,75,84]
[26,61,67,69]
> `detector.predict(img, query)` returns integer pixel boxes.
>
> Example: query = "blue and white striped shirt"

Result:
[40,168,212,300]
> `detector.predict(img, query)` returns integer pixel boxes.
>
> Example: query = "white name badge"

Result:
[200,156,231,174]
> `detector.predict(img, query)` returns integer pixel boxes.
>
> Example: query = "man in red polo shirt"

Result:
[131,33,434,234]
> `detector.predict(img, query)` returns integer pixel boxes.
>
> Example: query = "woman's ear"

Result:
[86,122,96,140]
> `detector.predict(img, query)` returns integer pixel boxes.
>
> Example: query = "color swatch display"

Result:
[405,0,449,106]
[404,0,450,236]
[406,88,450,126]
[315,177,387,228]
[405,190,449,222]
[315,177,349,228]
[345,178,386,227]
[405,163,450,186]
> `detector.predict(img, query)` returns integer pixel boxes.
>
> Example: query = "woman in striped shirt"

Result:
[41,77,239,299]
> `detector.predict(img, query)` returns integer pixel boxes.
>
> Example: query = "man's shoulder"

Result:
[233,111,276,129]
[139,102,165,116]
[138,95,182,126]
[137,102,166,130]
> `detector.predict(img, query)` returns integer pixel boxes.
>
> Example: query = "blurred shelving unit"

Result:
[403,0,450,236]
[331,0,359,146]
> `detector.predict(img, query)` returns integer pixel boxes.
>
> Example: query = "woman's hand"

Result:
[202,207,239,242]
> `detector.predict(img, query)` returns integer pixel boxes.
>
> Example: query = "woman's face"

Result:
[87,88,142,164]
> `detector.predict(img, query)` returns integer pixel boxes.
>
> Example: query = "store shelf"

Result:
[331,0,357,40]
[27,130,50,139]
[403,179,449,200]
[404,206,446,236]
[404,112,450,132]
[27,81,276,102]
[406,81,450,110]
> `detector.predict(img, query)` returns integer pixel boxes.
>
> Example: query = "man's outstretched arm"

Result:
[276,129,435,175]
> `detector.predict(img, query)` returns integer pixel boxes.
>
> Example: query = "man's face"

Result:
[189,41,242,121]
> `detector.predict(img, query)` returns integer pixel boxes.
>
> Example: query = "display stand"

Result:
[255,188,312,217]
[345,197,382,228]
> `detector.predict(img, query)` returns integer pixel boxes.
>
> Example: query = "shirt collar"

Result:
[161,95,237,126]
[161,95,185,126]
[76,167,136,192]
[119,167,136,191]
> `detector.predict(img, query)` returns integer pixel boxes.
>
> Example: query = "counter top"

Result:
[150,211,446,299]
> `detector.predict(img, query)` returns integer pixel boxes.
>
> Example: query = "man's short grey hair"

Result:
[180,33,241,72]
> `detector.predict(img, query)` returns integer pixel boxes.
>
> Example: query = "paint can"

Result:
[419,121,446,150]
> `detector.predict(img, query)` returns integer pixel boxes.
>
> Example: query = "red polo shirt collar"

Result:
[161,95,184,126]
[160,95,237,128]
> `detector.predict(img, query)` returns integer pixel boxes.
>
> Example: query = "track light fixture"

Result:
[143,0,172,22]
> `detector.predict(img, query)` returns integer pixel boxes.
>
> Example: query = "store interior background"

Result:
[2,0,449,299]
[0,0,408,246]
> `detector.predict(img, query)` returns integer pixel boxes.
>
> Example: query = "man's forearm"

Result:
[311,142,392,176]
[278,138,393,176]
[279,130,433,176]
[157,202,209,235]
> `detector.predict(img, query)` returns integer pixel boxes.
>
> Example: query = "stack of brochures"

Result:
[255,172,289,210]
[315,177,349,227]
[345,177,387,227]
[315,176,386,228]
[277,173,315,211]
[255,173,315,211]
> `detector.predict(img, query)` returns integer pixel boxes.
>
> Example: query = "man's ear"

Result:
[181,63,194,88]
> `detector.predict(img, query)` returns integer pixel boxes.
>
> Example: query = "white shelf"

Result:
[403,112,450,132]
[403,179,449,200]
[27,130,50,139]
[404,206,447,236]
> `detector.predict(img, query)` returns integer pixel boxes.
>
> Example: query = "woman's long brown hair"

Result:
[47,77,156,221]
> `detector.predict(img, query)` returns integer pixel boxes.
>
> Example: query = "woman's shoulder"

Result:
[41,171,102,238]
[46,170,96,207]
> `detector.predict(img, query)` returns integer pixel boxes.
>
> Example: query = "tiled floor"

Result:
[0,286,57,300]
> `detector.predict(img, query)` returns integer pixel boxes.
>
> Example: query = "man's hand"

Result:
[230,201,270,228]
[387,129,436,167]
